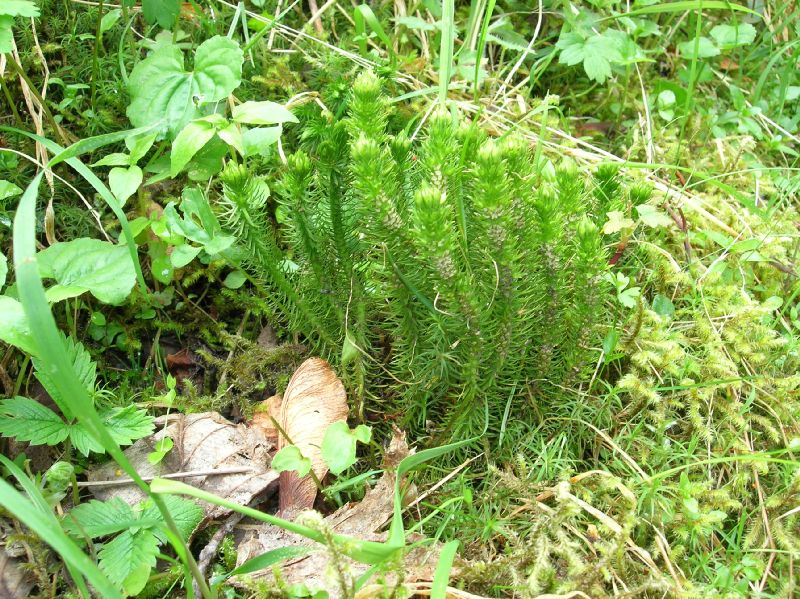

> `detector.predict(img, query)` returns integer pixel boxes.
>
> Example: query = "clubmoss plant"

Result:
[213,70,649,447]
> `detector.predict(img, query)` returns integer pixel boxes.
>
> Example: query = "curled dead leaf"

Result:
[251,394,283,445]
[278,358,348,513]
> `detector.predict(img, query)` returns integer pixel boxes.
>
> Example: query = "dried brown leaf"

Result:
[278,358,348,512]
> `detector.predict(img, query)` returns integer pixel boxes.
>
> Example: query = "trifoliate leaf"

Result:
[63,498,136,538]
[602,210,635,234]
[232,101,298,126]
[320,420,372,475]
[140,495,202,541]
[127,36,243,138]
[710,23,756,48]
[98,529,159,596]
[37,238,137,304]
[636,204,673,228]
[0,397,69,446]
[271,445,312,477]
[678,36,720,59]
[556,30,623,83]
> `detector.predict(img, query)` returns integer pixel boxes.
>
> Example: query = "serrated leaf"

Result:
[63,498,136,538]
[710,22,756,48]
[69,425,105,456]
[127,36,243,138]
[272,445,312,477]
[556,30,623,83]
[141,0,180,29]
[109,166,142,205]
[321,421,371,475]
[140,495,202,541]
[98,529,159,596]
[602,210,635,234]
[0,1,40,17]
[232,101,298,126]
[170,120,216,177]
[0,296,36,355]
[636,204,672,228]
[0,19,13,54]
[37,238,137,305]
[0,397,69,446]
[33,334,96,419]
[102,405,155,446]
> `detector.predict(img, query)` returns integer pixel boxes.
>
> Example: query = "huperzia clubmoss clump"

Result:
[214,70,647,446]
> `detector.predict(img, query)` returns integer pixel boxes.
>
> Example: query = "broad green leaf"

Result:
[321,421,372,475]
[271,445,312,477]
[0,296,36,355]
[710,23,756,48]
[147,436,174,465]
[217,123,243,155]
[223,270,247,289]
[100,9,121,34]
[37,238,137,304]
[109,165,142,205]
[652,293,675,318]
[63,498,136,538]
[0,18,12,54]
[141,0,180,29]
[0,252,6,289]
[678,36,719,59]
[242,126,282,157]
[0,1,40,17]
[93,153,133,167]
[232,101,298,126]
[170,120,216,177]
[0,397,69,446]
[169,244,202,268]
[127,36,243,137]
[636,204,672,228]
[125,131,158,164]
[98,529,159,596]
[0,179,23,200]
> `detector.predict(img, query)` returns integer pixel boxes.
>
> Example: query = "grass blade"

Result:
[431,539,459,599]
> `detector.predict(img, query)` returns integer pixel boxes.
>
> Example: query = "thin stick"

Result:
[77,466,256,488]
